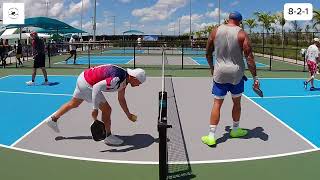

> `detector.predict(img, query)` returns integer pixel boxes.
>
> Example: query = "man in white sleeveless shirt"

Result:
[202,11,260,146]
[303,38,320,91]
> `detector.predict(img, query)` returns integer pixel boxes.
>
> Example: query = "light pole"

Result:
[189,0,192,41]
[93,0,97,41]
[218,0,221,25]
[178,18,181,36]
[111,16,116,36]
[80,0,83,38]
[43,0,50,17]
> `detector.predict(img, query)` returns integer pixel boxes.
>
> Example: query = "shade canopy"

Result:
[4,17,86,34]
[122,30,144,35]
[35,27,85,34]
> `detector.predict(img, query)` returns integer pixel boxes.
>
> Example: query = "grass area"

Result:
[252,44,305,61]
[1,146,320,180]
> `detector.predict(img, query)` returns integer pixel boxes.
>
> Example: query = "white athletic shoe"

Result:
[26,81,35,86]
[46,119,60,133]
[104,135,124,146]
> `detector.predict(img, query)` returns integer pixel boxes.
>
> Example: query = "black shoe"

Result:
[303,81,308,89]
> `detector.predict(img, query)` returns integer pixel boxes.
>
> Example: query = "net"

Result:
[158,47,193,180]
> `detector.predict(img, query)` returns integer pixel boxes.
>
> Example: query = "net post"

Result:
[269,47,272,71]
[181,44,184,70]
[158,91,168,180]
[134,43,136,69]
[88,42,91,68]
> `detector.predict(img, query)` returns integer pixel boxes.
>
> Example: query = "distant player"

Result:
[26,32,49,85]
[46,64,146,146]
[137,36,142,50]
[202,11,260,147]
[16,39,23,67]
[304,38,320,91]
[65,34,78,64]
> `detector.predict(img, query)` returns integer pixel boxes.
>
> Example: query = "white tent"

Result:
[0,32,50,44]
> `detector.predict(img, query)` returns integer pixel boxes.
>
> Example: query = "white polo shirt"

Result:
[306,44,319,63]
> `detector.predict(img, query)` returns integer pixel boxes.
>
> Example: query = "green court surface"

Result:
[1,147,320,179]
[1,54,320,180]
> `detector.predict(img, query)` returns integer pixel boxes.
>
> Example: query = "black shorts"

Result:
[70,50,77,55]
[34,54,46,68]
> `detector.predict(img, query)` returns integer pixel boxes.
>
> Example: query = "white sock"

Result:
[208,125,217,139]
[233,121,239,131]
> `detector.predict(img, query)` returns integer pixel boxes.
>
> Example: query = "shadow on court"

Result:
[214,126,269,147]
[55,136,92,141]
[100,134,157,153]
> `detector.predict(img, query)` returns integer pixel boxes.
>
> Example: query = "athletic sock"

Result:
[208,125,216,139]
[233,121,240,131]
[106,132,112,137]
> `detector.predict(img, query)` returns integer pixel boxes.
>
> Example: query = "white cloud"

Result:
[230,1,239,7]
[132,0,187,22]
[167,14,205,34]
[64,0,91,19]
[118,0,132,3]
[0,0,91,21]
[208,3,214,8]
[206,8,229,20]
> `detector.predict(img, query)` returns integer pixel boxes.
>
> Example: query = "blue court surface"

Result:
[0,75,76,146]
[191,57,268,67]
[179,48,206,55]
[57,56,133,65]
[103,49,145,54]
[244,78,320,147]
[1,76,320,149]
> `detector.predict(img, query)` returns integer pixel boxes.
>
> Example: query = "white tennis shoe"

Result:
[104,135,124,146]
[46,119,60,133]
[26,81,35,86]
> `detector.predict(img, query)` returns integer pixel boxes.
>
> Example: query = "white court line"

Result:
[126,58,135,64]
[0,90,72,97]
[249,94,320,99]
[5,75,78,77]
[189,57,201,65]
[243,94,318,149]
[1,143,317,165]
[10,111,59,147]
[0,76,318,165]
[0,75,10,80]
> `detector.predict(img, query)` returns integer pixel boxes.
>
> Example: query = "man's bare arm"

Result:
[206,28,217,75]
[241,31,257,78]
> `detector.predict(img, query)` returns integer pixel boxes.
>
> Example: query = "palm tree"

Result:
[275,12,286,50]
[243,18,257,35]
[313,9,320,30]
[291,21,302,32]
[254,12,276,53]
[305,24,311,43]
[254,12,276,34]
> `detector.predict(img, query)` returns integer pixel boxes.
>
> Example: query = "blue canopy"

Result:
[4,17,86,34]
[143,35,158,41]
[123,30,144,35]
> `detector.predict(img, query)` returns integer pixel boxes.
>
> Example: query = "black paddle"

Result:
[90,120,106,141]
[243,76,263,97]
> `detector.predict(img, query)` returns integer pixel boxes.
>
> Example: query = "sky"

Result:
[0,0,319,35]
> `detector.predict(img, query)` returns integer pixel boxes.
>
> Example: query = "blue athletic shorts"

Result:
[212,79,244,99]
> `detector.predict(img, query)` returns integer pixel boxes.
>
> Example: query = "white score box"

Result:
[3,3,25,25]
[284,3,313,21]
